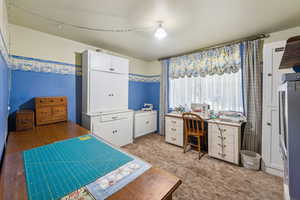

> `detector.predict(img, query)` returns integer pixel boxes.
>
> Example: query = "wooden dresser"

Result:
[16,110,34,131]
[35,96,68,125]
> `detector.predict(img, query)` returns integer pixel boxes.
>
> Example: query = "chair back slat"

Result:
[182,112,205,136]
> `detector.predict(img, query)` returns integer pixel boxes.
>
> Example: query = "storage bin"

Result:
[240,150,261,170]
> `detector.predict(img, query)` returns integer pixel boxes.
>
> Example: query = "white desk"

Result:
[165,112,243,165]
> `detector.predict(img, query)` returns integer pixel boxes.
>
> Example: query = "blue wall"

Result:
[128,81,160,111]
[10,70,82,125]
[9,57,160,131]
[0,53,9,158]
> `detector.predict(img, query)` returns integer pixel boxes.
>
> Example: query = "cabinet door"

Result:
[110,55,129,74]
[36,107,52,124]
[90,71,128,113]
[93,118,132,147]
[89,51,110,71]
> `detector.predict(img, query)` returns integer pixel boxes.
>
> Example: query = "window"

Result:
[169,71,243,112]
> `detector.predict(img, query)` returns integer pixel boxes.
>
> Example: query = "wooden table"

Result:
[0,122,181,200]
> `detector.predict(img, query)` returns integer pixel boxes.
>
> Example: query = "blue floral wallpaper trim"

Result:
[129,73,160,82]
[9,55,160,82]
[10,55,82,76]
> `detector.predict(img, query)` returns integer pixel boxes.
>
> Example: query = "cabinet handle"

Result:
[171,137,176,141]
[218,144,226,148]
[171,121,177,124]
[218,136,226,140]
[112,116,118,120]
[109,68,115,71]
[171,128,176,131]
[218,152,226,157]
[267,122,271,126]
[145,121,150,124]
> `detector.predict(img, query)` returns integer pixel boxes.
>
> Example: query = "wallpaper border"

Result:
[9,55,160,82]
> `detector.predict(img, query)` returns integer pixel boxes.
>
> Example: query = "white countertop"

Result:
[165,112,244,127]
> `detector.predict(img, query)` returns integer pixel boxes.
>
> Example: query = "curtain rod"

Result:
[158,33,269,61]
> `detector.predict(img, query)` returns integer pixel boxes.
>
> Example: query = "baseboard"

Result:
[263,166,283,177]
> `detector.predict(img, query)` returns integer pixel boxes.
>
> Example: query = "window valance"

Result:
[169,43,241,79]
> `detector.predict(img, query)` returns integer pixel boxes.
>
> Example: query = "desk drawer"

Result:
[166,117,183,128]
[165,117,183,147]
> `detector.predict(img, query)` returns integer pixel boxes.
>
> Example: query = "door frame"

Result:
[262,40,287,177]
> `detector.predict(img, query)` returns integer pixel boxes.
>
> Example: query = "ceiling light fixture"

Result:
[154,22,167,40]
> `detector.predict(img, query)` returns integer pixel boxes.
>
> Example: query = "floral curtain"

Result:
[169,43,241,79]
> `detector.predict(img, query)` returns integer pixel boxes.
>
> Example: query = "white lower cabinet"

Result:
[81,111,133,147]
[165,117,184,147]
[134,111,157,138]
[208,122,241,165]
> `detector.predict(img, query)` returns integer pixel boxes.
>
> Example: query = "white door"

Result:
[262,41,292,176]
[89,71,128,113]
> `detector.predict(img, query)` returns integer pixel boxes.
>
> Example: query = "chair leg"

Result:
[183,135,188,153]
[197,136,201,152]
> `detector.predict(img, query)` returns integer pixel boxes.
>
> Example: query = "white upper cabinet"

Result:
[90,71,128,113]
[110,55,129,74]
[88,50,128,74]
[89,51,110,71]
[82,50,129,115]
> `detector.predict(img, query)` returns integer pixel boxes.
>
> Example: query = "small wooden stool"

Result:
[16,110,35,131]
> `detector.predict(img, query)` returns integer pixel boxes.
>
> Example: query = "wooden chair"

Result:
[182,112,206,159]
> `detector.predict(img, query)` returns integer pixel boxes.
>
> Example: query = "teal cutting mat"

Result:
[23,135,133,200]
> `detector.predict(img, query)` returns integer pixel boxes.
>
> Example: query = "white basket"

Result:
[240,150,261,170]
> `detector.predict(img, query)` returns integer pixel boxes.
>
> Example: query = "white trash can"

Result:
[240,150,261,170]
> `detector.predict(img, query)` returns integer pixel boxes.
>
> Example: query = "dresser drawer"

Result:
[35,97,67,107]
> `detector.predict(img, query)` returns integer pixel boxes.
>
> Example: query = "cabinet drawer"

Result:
[165,119,183,147]
[135,114,157,138]
[165,131,183,147]
[99,112,131,122]
[165,117,183,128]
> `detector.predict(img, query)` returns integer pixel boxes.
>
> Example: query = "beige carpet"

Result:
[122,133,283,200]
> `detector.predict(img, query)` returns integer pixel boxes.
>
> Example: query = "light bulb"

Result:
[154,23,167,40]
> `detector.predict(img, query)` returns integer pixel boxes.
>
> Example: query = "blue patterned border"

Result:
[10,55,82,76]
[9,54,160,81]
[129,73,160,82]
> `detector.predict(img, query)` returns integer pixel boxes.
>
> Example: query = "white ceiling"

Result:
[7,0,300,61]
